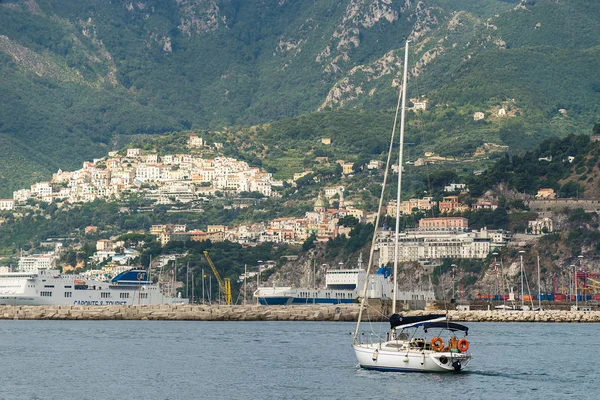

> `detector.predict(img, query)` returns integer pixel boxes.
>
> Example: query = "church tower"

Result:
[314,193,326,213]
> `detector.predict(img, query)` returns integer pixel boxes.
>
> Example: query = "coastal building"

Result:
[439,196,469,213]
[339,161,354,175]
[31,182,52,198]
[418,217,468,231]
[410,98,428,110]
[536,188,556,199]
[324,186,344,198]
[367,160,384,170]
[207,225,226,242]
[375,228,510,264]
[0,199,15,210]
[18,253,57,272]
[13,189,31,203]
[528,218,553,235]
[127,148,142,157]
[386,198,437,216]
[472,200,499,211]
[188,136,204,147]
[444,183,467,192]
[189,230,208,242]
[96,239,113,251]
[145,154,160,163]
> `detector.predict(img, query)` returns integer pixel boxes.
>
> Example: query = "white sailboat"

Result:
[351,41,472,372]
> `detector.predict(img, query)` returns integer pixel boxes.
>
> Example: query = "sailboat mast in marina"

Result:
[391,37,410,316]
[352,41,472,372]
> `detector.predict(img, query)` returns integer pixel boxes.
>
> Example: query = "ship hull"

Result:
[253,266,435,307]
[257,296,356,305]
[353,343,472,373]
[0,269,187,306]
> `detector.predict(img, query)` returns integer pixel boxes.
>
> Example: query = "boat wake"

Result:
[464,370,551,381]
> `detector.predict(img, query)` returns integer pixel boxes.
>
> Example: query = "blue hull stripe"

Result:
[360,365,460,373]
[257,297,355,305]
[258,297,289,305]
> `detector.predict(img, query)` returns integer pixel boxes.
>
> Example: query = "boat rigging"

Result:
[351,40,472,372]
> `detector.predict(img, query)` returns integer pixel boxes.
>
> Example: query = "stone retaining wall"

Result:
[1,305,600,322]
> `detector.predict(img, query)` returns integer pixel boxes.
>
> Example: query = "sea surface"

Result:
[0,320,597,400]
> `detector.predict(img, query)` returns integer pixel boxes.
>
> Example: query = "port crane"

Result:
[203,250,232,305]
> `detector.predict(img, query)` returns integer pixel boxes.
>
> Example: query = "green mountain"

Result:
[1,0,599,196]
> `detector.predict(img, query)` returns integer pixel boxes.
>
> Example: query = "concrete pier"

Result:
[1,304,600,322]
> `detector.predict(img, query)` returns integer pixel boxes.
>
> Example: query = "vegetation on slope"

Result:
[1,0,599,194]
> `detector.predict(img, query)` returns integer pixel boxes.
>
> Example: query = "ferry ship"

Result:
[253,264,435,306]
[0,268,187,306]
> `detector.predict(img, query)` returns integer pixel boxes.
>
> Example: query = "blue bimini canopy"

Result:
[389,313,446,329]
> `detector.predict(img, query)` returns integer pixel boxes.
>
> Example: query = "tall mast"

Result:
[353,40,410,342]
[537,254,541,310]
[520,252,525,310]
[392,40,410,314]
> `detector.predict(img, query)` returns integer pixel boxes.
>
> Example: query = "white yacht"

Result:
[353,315,472,372]
[352,40,472,372]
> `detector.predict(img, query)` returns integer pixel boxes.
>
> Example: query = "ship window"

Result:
[140,293,148,299]
[64,292,72,298]
[101,292,111,298]
[44,285,55,288]
[40,291,52,297]
[64,285,72,288]
[120,293,130,299]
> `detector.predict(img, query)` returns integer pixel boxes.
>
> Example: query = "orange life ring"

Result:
[458,338,469,352]
[431,337,444,352]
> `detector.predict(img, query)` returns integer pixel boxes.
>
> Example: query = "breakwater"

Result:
[2,304,600,322]
[0,304,359,321]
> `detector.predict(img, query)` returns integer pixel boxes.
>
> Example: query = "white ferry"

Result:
[253,265,435,306]
[0,268,187,306]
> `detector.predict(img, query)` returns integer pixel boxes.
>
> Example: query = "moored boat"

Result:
[353,315,472,372]
[0,268,187,306]
[351,40,473,372]
[253,261,434,306]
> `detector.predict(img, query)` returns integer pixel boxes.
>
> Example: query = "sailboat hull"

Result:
[353,343,472,373]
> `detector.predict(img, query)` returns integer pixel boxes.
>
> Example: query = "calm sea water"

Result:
[0,320,597,400]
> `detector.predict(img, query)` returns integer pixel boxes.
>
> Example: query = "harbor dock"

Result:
[2,304,600,322]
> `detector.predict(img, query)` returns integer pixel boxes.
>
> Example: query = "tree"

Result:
[423,170,458,192]
[302,234,317,251]
[558,181,582,198]
[338,215,359,227]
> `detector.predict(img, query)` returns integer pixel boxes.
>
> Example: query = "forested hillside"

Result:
[1,0,599,196]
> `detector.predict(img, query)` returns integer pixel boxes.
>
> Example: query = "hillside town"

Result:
[0,130,579,292]
[2,136,283,208]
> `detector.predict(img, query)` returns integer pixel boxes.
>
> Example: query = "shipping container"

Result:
[554,294,567,302]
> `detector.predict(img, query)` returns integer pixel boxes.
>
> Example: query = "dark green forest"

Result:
[0,0,599,195]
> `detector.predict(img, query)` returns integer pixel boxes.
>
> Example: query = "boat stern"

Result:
[429,352,472,371]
